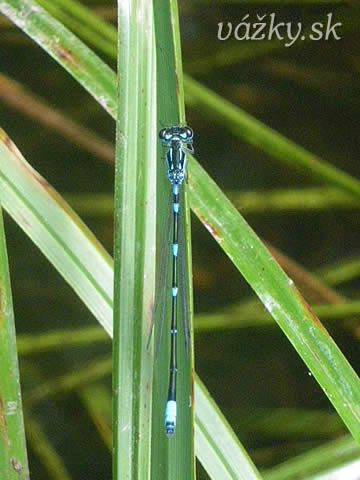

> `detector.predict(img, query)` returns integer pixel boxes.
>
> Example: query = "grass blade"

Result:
[195,376,261,480]
[25,413,71,480]
[0,0,116,117]
[0,128,113,336]
[189,157,360,444]
[151,0,195,477]
[262,435,359,480]
[184,76,360,200]
[113,1,156,478]
[0,207,29,479]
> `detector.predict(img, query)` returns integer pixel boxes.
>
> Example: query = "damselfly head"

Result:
[165,423,175,437]
[159,126,193,143]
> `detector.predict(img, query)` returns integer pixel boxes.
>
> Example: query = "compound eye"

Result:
[181,127,193,140]
[186,127,193,139]
[159,128,167,140]
[179,128,188,139]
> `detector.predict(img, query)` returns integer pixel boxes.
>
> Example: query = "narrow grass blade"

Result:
[189,157,360,444]
[0,208,30,479]
[16,326,108,355]
[0,128,113,336]
[306,459,360,480]
[262,435,359,480]
[64,186,360,218]
[37,0,117,44]
[195,376,261,480]
[35,0,117,59]
[25,412,71,480]
[184,76,360,200]
[227,187,360,214]
[195,299,360,331]
[113,1,156,478]
[151,0,195,477]
[24,354,112,407]
[0,73,114,165]
[0,0,117,117]
[80,384,112,450]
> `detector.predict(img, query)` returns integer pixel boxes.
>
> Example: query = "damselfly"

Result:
[155,125,194,436]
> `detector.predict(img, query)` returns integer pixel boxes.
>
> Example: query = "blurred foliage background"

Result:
[1,0,360,478]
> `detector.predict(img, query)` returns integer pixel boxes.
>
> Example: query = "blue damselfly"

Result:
[152,125,194,436]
